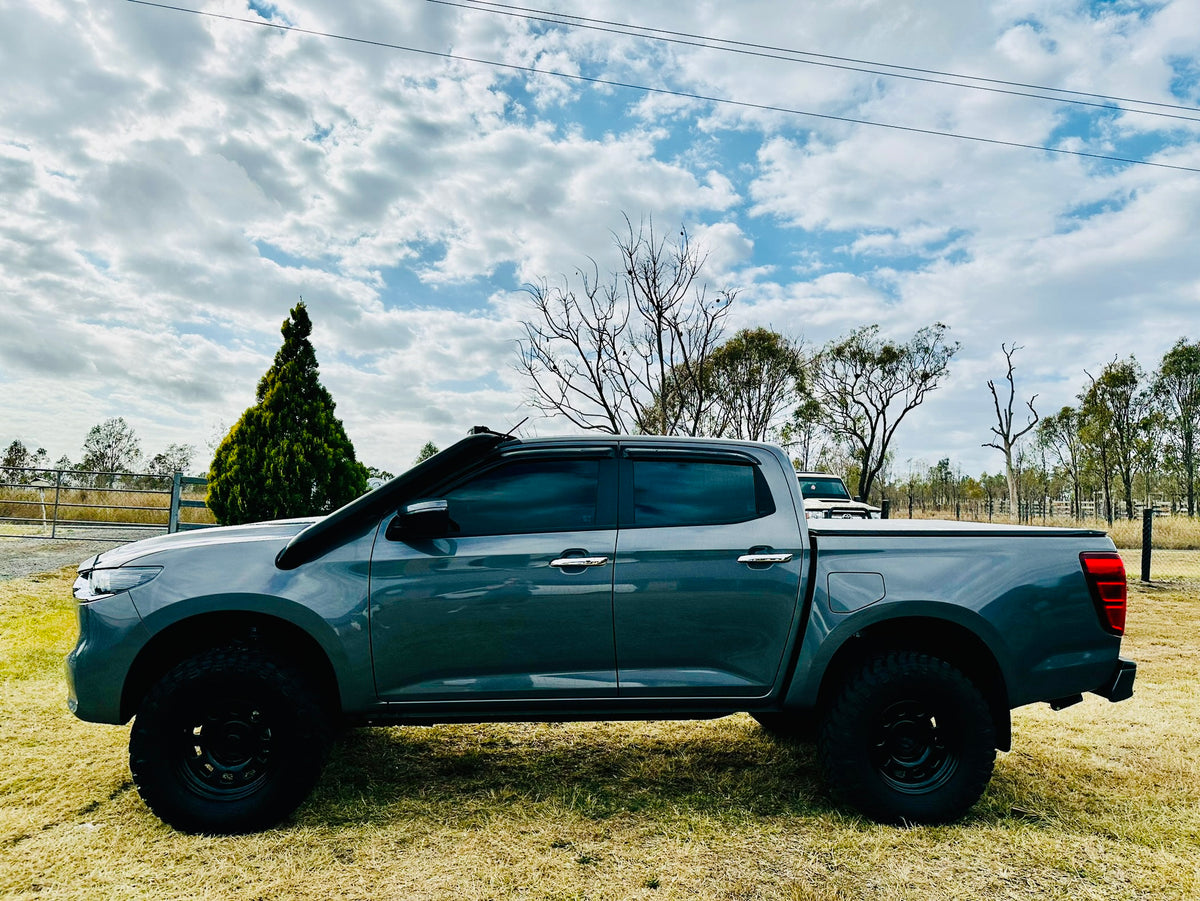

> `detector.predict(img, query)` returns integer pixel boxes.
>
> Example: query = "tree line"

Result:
[517,215,1198,521]
[519,216,959,504]
[2,421,195,488]
[1032,342,1198,521]
[7,219,1194,527]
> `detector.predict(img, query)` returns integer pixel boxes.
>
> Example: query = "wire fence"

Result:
[882,500,1198,584]
[4,466,1193,583]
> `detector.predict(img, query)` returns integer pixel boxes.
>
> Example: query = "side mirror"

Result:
[387,498,450,541]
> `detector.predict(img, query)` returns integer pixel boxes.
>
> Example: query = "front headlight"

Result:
[74,566,162,601]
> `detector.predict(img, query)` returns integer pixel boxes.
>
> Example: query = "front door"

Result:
[369,451,619,701]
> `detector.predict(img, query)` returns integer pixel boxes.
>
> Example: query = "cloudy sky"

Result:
[3,0,1199,479]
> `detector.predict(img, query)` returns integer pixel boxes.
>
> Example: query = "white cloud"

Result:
[1,0,1197,477]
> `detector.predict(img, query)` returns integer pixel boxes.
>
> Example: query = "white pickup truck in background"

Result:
[796,471,881,519]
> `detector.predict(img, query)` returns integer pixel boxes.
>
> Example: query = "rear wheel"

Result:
[818,651,995,824]
[130,647,331,834]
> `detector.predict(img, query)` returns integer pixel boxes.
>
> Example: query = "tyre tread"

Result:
[818,650,995,824]
[129,647,330,834]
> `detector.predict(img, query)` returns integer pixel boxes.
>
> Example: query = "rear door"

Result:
[612,446,806,697]
[369,448,619,701]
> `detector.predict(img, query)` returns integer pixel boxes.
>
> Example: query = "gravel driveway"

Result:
[0,536,143,581]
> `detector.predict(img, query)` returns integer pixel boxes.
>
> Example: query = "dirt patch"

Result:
[0,537,136,581]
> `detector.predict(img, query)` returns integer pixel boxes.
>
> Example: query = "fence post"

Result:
[168,472,182,534]
[881,498,891,519]
[50,470,63,539]
[1140,507,1154,582]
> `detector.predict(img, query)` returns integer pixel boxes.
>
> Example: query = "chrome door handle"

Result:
[550,556,610,568]
[737,552,793,564]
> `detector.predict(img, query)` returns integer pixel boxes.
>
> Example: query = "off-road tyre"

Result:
[129,647,331,834]
[818,651,995,825]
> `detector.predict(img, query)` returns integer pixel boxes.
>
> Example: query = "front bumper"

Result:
[65,590,149,724]
[1093,656,1137,703]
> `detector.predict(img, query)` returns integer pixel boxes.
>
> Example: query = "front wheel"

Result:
[129,647,331,834]
[818,651,995,824]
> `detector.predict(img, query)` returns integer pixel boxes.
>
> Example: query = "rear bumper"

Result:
[1093,656,1136,703]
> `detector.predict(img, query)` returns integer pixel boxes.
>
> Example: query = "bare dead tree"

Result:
[983,343,1039,518]
[518,216,735,435]
[519,261,633,433]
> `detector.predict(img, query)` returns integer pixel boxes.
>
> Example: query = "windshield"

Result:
[797,476,852,501]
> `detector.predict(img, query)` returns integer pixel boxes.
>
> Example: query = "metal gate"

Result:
[0,467,213,539]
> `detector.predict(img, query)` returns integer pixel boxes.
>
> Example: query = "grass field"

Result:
[903,510,1200,551]
[2,569,1197,900]
[0,486,215,533]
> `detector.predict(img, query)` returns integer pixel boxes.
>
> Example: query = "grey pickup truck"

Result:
[67,428,1135,834]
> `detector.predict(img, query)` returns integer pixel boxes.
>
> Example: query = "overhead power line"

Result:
[124,0,1200,175]
[436,0,1200,124]
[439,0,1200,119]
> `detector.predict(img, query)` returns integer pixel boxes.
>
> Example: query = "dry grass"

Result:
[0,487,214,532]
[2,569,1197,900]
[900,510,1200,550]
[1104,515,1200,551]
[1117,549,1200,583]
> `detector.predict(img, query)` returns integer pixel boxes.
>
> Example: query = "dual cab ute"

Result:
[68,429,1135,833]
[796,471,880,519]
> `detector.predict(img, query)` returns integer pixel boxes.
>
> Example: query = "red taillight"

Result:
[1080,552,1127,635]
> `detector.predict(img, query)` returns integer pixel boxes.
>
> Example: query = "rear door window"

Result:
[628,458,774,528]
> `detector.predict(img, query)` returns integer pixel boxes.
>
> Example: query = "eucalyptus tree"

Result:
[777,396,825,472]
[808,323,958,502]
[1080,358,1145,520]
[2,439,48,483]
[81,417,143,487]
[414,442,440,464]
[1155,338,1200,515]
[702,328,807,442]
[81,418,143,476]
[146,444,196,476]
[1038,406,1085,519]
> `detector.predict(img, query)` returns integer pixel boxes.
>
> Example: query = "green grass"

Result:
[1,569,1197,900]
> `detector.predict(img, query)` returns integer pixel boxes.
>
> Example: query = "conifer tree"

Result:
[208,302,367,524]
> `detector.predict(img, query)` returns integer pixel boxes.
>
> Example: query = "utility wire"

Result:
[124,1,1200,174]
[444,0,1200,118]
